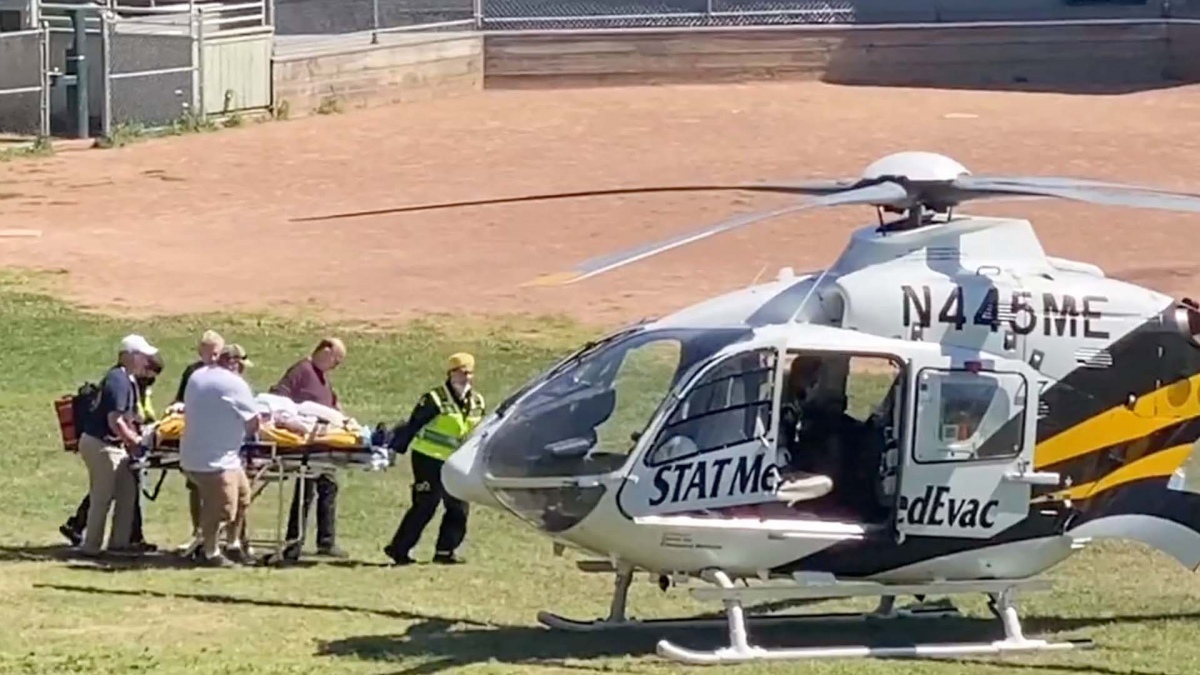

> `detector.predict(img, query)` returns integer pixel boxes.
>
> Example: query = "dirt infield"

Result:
[2,81,1200,328]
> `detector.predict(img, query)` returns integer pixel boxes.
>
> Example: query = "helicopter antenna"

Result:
[789,265,835,326]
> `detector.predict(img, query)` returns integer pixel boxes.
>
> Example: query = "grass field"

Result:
[4,273,1200,675]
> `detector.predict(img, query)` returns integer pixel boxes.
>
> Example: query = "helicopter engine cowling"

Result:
[1171,299,1200,347]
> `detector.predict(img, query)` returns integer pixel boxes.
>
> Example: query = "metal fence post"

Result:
[194,6,205,121]
[68,8,88,139]
[473,0,483,30]
[39,20,50,139]
[100,9,111,138]
[371,0,380,44]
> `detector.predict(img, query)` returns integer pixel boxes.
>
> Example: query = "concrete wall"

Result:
[1167,0,1200,18]
[484,22,1180,90]
[1167,22,1200,79]
[272,33,483,116]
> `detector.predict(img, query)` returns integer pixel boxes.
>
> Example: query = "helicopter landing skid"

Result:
[536,566,960,633]
[655,571,1093,665]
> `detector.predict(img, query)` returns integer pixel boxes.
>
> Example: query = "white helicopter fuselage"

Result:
[444,213,1200,585]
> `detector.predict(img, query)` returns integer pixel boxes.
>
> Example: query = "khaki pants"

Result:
[186,477,202,533]
[188,468,250,558]
[78,433,137,555]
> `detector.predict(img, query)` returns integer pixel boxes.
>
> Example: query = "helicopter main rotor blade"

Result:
[969,175,1200,198]
[525,182,910,287]
[291,179,859,223]
[953,176,1200,213]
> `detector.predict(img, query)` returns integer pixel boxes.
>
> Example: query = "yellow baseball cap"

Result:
[448,352,475,372]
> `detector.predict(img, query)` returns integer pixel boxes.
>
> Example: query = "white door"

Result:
[893,356,1050,540]
[617,342,787,518]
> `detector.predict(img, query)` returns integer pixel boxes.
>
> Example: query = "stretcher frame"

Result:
[141,436,390,566]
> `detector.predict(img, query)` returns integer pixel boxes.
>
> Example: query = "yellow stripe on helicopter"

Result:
[1034,373,1200,470]
[1034,443,1193,503]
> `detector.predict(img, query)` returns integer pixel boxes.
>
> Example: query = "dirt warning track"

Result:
[2,81,1200,327]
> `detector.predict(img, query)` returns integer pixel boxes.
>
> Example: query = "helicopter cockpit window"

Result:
[646,348,777,466]
[913,369,1027,464]
[479,327,754,480]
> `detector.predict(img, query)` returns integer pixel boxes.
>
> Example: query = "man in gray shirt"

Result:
[180,344,261,568]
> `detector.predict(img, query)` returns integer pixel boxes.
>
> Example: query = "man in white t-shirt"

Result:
[181,344,261,568]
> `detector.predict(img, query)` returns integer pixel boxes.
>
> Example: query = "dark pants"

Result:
[67,482,146,543]
[285,473,338,550]
[388,451,469,555]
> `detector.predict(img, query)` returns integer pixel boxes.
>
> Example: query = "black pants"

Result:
[67,483,146,543]
[388,451,468,555]
[285,473,338,550]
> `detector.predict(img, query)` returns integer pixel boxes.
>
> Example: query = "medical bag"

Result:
[55,381,100,452]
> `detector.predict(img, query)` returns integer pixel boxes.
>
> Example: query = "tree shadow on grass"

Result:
[34,582,494,627]
[317,610,1200,675]
[33,581,1200,675]
[0,544,387,571]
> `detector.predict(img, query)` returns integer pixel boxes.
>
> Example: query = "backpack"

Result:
[55,381,102,452]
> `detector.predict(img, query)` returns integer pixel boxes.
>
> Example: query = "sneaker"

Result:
[432,551,465,565]
[108,542,156,557]
[199,553,238,568]
[315,545,348,559]
[282,544,302,562]
[225,547,258,566]
[775,472,834,506]
[59,524,82,547]
[383,546,415,566]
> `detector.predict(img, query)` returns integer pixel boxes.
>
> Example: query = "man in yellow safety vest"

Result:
[383,353,485,566]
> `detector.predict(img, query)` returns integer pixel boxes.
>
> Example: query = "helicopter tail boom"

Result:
[1066,470,1200,571]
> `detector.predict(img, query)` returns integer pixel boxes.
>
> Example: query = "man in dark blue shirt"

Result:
[75,334,159,557]
[61,353,163,551]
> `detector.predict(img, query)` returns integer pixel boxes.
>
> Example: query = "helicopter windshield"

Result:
[480,326,754,481]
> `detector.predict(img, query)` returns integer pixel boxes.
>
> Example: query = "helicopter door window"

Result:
[646,348,777,466]
[913,369,1027,464]
[589,339,684,458]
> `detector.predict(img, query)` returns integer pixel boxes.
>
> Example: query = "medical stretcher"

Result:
[137,410,392,565]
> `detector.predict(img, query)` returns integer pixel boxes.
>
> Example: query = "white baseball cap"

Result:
[119,334,159,356]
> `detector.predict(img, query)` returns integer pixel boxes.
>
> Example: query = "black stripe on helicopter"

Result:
[1031,416,1200,502]
[770,475,1200,580]
[1035,303,1200,444]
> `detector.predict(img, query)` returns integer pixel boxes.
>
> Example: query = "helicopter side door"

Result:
[617,341,786,518]
[893,354,1048,541]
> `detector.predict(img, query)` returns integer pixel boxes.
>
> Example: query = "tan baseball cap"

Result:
[220,343,254,367]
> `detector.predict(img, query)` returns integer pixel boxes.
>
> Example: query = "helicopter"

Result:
[304,151,1200,664]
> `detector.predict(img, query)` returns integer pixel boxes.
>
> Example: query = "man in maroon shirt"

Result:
[271,337,347,559]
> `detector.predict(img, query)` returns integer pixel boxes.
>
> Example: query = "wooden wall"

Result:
[272,33,483,116]
[484,23,1178,90]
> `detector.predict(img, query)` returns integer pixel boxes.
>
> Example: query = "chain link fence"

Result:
[0,28,48,136]
[477,0,853,29]
[272,0,475,59]
[274,0,473,35]
[104,12,198,132]
[30,1,272,136]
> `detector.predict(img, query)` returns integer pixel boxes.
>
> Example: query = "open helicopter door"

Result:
[617,336,788,518]
[892,353,1049,541]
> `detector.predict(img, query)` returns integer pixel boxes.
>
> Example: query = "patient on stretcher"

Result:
[148,392,374,451]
